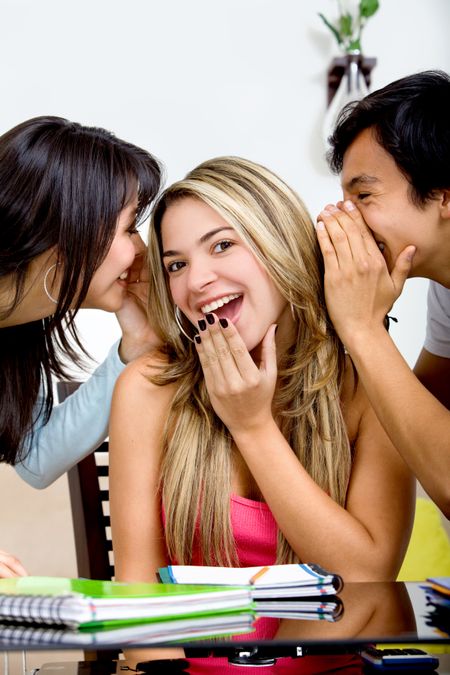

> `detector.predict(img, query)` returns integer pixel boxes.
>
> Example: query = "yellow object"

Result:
[395,498,450,655]
[398,497,450,582]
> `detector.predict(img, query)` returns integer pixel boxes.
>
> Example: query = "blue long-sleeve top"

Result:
[14,342,125,489]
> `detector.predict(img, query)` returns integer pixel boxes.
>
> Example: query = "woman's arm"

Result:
[109,356,174,584]
[195,316,415,581]
[109,356,184,664]
[16,252,162,489]
[16,241,160,489]
[15,341,125,488]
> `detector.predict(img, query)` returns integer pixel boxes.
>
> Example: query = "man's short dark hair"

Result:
[327,70,450,205]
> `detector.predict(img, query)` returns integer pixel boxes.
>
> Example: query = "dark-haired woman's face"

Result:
[82,199,139,312]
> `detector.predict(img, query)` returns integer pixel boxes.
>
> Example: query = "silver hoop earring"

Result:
[290,302,296,321]
[174,306,195,343]
[43,263,60,304]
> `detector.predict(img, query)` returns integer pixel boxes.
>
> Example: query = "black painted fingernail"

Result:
[198,319,207,331]
[194,335,201,344]
[219,318,228,328]
[206,313,215,325]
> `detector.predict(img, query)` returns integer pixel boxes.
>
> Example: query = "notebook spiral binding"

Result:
[0,622,69,645]
[0,594,66,625]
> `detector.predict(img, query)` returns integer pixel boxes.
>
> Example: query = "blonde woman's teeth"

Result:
[119,271,128,280]
[201,293,240,313]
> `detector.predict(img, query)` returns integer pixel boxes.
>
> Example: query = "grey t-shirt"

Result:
[424,281,450,359]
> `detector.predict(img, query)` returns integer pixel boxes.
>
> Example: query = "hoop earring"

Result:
[174,306,195,343]
[43,263,60,304]
[290,302,296,321]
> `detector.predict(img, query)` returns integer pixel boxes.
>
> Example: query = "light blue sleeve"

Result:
[15,341,125,489]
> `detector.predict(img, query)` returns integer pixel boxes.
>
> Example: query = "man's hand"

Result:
[316,201,416,349]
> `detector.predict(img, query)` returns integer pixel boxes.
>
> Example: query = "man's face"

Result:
[341,128,446,280]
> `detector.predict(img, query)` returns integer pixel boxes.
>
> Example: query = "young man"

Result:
[316,70,450,518]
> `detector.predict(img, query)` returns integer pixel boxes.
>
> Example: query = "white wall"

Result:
[1,0,446,368]
[0,0,449,574]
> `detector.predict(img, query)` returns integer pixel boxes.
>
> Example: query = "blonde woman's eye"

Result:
[167,261,185,273]
[213,240,233,253]
[358,193,370,201]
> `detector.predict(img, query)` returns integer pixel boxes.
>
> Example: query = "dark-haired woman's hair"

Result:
[0,116,162,464]
[327,70,450,205]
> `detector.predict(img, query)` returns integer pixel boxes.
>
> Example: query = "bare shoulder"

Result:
[111,352,177,428]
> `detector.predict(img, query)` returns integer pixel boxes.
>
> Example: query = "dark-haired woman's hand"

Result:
[116,234,161,362]
[194,314,278,436]
[0,548,27,578]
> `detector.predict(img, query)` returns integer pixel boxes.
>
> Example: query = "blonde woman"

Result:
[109,157,414,666]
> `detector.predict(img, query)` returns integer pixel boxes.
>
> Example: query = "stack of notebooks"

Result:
[0,564,344,647]
[158,563,344,621]
[0,576,254,647]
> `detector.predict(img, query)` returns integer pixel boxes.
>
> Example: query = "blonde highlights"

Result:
[147,157,350,566]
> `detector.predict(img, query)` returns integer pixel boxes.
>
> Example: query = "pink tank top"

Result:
[189,494,278,566]
[164,495,362,674]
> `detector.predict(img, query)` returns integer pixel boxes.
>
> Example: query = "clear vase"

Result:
[322,51,369,148]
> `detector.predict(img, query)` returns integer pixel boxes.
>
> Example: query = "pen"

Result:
[249,566,270,585]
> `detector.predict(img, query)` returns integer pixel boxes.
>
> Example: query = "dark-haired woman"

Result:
[0,116,162,577]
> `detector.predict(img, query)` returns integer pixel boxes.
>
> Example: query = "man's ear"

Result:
[440,189,450,219]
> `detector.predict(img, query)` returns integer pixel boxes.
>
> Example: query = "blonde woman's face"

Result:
[161,197,289,353]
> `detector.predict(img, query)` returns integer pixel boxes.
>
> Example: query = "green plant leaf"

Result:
[339,13,353,37]
[318,12,343,45]
[347,38,362,52]
[359,0,379,19]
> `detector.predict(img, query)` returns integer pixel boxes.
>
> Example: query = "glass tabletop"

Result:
[0,581,448,653]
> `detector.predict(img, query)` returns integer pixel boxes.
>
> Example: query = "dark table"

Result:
[1,581,449,674]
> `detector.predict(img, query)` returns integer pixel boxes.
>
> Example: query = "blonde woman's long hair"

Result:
[147,157,351,566]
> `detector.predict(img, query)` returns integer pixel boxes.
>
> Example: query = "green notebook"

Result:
[0,576,253,629]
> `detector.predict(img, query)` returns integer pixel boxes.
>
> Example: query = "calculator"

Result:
[361,647,439,670]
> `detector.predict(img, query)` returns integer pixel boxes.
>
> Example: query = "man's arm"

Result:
[343,329,450,518]
[316,204,450,518]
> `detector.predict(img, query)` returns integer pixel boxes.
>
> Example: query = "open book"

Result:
[0,577,253,629]
[158,563,343,599]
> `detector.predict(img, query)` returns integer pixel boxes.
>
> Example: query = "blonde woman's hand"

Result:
[0,549,27,578]
[315,201,416,351]
[116,234,161,362]
[194,313,278,435]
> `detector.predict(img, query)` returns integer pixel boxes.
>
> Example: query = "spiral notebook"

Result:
[0,576,253,629]
[254,595,344,621]
[0,611,255,648]
[158,563,343,599]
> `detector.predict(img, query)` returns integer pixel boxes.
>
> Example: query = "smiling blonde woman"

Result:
[109,156,414,588]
